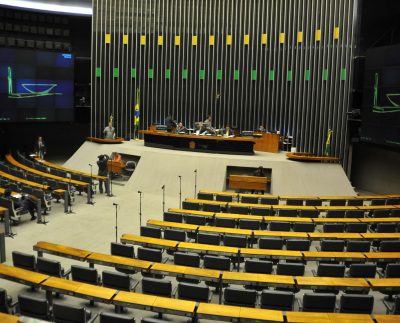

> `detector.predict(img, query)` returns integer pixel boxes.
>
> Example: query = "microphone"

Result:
[88,163,92,166]
[113,203,118,206]
[138,190,142,194]
[161,185,165,189]
[178,175,181,178]
[194,169,197,173]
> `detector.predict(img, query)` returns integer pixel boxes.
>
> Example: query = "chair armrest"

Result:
[208,290,213,303]
[296,298,302,311]
[10,300,19,314]
[172,285,178,298]
[130,280,140,292]
[62,268,71,279]
[87,312,99,323]
[383,299,393,314]
[376,269,385,278]
[311,269,317,277]
[315,246,321,251]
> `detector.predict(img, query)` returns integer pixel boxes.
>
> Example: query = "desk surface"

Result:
[374,315,400,323]
[121,234,179,248]
[86,136,124,144]
[88,252,152,270]
[285,312,373,323]
[0,313,18,323]
[0,263,49,285]
[34,241,92,260]
[222,271,294,286]
[296,276,370,289]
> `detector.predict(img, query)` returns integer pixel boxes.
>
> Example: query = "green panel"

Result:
[148,69,154,79]
[216,69,222,80]
[323,69,329,81]
[234,70,239,80]
[305,69,310,81]
[251,70,257,81]
[341,68,347,80]
[95,67,101,77]
[199,69,205,80]
[182,69,188,79]
[131,68,136,78]
[269,70,275,81]
[165,69,171,79]
[113,68,119,78]
[287,70,293,82]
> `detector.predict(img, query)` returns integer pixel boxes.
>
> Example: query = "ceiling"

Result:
[0,0,92,16]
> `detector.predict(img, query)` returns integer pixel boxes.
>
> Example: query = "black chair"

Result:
[111,243,136,275]
[204,255,231,271]
[223,234,247,248]
[37,257,69,278]
[371,209,391,218]
[260,290,294,310]
[0,288,14,314]
[345,210,365,218]
[276,262,305,276]
[12,251,36,271]
[241,196,259,204]
[277,209,297,217]
[319,240,345,252]
[383,295,400,314]
[346,223,368,233]
[386,198,400,205]
[224,287,257,307]
[140,226,162,238]
[71,265,101,285]
[164,229,186,242]
[370,199,386,206]
[197,232,220,245]
[348,264,376,278]
[250,207,271,216]
[177,283,211,302]
[376,223,398,233]
[259,237,283,250]
[238,219,260,230]
[244,260,273,274]
[347,199,364,206]
[286,199,303,206]
[52,302,95,323]
[141,318,170,323]
[182,201,200,210]
[300,209,319,218]
[260,197,279,205]
[286,239,310,251]
[216,194,233,202]
[18,294,50,320]
[301,292,336,312]
[229,205,249,215]
[315,263,345,277]
[203,203,221,213]
[293,223,315,232]
[379,240,400,252]
[323,223,345,233]
[137,247,162,263]
[163,212,183,223]
[197,192,214,201]
[215,217,236,228]
[339,294,374,314]
[269,221,291,231]
[330,199,346,206]
[186,215,207,225]
[346,241,371,252]
[379,264,400,301]
[100,312,135,323]
[326,210,345,218]
[102,270,136,291]
[392,209,400,217]
[305,199,322,206]
[141,277,172,297]
[174,252,200,267]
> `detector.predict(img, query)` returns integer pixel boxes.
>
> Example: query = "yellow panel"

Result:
[158,35,163,46]
[334,27,340,40]
[140,35,146,45]
[297,31,303,43]
[244,34,249,45]
[226,35,232,46]
[175,35,181,46]
[192,35,197,46]
[123,35,128,45]
[209,35,215,46]
[261,33,267,45]
[279,32,285,44]
[316,29,321,41]
[105,33,111,44]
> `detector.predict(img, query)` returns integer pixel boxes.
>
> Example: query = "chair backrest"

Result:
[276,262,305,276]
[0,288,10,313]
[182,201,200,210]
[197,232,220,245]
[379,240,400,252]
[140,226,162,238]
[278,209,298,217]
[12,251,36,271]
[229,205,249,215]
[386,198,400,205]
[305,199,322,206]
[323,223,345,233]
[174,252,200,268]
[385,263,400,278]
[71,265,99,284]
[371,199,386,206]
[345,210,365,218]
[137,247,162,263]
[317,263,345,277]
[339,294,374,314]
[300,210,319,218]
[302,293,336,312]
[269,221,291,231]
[372,209,391,218]
[346,223,368,233]
[292,223,315,233]
[202,203,221,213]
[241,196,259,204]
[391,209,400,217]
[259,237,284,250]
[260,290,294,310]
[177,283,209,302]
[286,239,310,251]
[250,207,271,216]
[224,287,257,307]
[111,242,134,258]
[260,197,279,205]
[102,270,131,291]
[347,199,364,206]
[330,199,346,206]
[326,210,345,218]
[216,194,233,202]
[203,255,231,271]
[320,240,345,252]
[286,199,303,206]
[346,241,371,252]
[53,302,91,323]
[349,264,376,278]
[376,223,398,233]
[37,257,62,277]
[245,260,273,274]
[186,215,207,225]
[141,277,171,297]
[223,234,247,248]
[238,219,260,230]
[164,229,186,242]
[215,217,236,228]
[18,294,49,320]
[163,212,183,223]
[197,192,214,201]
[99,312,135,323]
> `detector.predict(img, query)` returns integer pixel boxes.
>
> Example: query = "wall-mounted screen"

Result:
[0,48,74,122]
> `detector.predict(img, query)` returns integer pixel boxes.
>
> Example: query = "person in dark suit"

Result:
[4,189,36,221]
[97,154,109,194]
[176,122,187,134]
[252,166,266,194]
[35,136,46,159]
[165,114,176,132]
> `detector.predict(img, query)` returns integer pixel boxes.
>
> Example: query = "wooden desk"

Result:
[150,263,220,282]
[107,160,125,174]
[361,233,400,240]
[222,271,295,288]
[229,175,269,191]
[177,242,238,256]
[239,307,283,322]
[374,315,400,323]
[316,206,359,211]
[286,153,341,163]
[121,234,179,249]
[0,313,19,323]
[41,276,82,295]
[113,290,156,310]
[198,189,238,197]
[286,312,373,323]
[87,252,152,271]
[296,276,370,291]
[302,251,366,262]
[253,133,280,153]
[34,241,92,261]
[364,252,400,262]
[86,136,124,144]
[152,297,196,317]
[368,278,400,291]
[0,170,51,190]
[0,263,49,286]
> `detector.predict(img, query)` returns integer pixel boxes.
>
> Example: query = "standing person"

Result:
[252,166,266,194]
[35,136,46,159]
[97,154,109,194]
[103,121,115,140]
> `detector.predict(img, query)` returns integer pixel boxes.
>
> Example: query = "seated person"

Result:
[165,114,176,132]
[200,115,216,135]
[4,189,37,221]
[221,125,234,137]
[257,125,266,132]
[175,122,187,134]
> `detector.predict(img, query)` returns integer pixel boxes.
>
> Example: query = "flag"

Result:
[324,129,333,156]
[134,88,140,127]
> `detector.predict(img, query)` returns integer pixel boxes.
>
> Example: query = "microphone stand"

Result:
[39,181,48,224]
[194,169,197,198]
[113,203,118,243]
[88,164,95,205]
[66,174,75,214]
[161,185,165,213]
[138,191,143,227]
[178,176,182,208]
[108,165,114,197]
